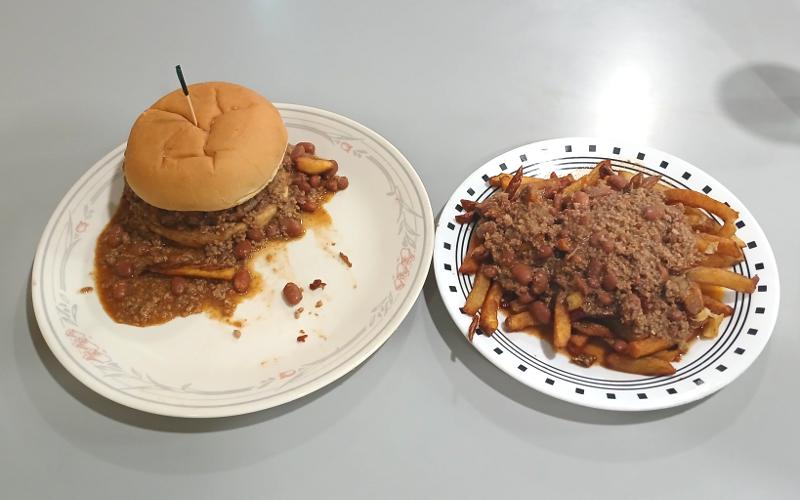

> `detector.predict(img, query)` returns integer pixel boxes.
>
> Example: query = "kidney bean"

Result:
[282,218,304,238]
[530,300,551,324]
[282,282,303,305]
[246,227,265,242]
[510,263,533,285]
[574,276,590,295]
[612,339,628,353]
[643,205,664,221]
[309,175,322,188]
[234,240,253,260]
[531,270,550,295]
[301,200,318,212]
[298,181,312,193]
[322,161,338,178]
[606,174,628,190]
[233,269,251,293]
[572,191,589,206]
[106,224,125,247]
[536,243,553,260]
[290,142,314,161]
[596,291,614,306]
[599,238,614,253]
[111,281,127,300]
[170,277,186,296]
[602,271,618,291]
[113,260,134,278]
[587,258,603,278]
[337,176,349,190]
[325,178,339,192]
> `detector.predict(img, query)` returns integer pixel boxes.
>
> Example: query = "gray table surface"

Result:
[2,1,799,498]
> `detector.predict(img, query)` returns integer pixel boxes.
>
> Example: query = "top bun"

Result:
[124,81,288,211]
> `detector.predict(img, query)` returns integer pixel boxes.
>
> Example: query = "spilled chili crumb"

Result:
[309,279,326,290]
[339,252,353,267]
[79,286,94,294]
[232,329,242,339]
[297,334,308,343]
[294,307,304,319]
[315,300,323,308]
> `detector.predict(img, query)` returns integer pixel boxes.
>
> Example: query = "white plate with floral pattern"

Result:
[434,137,779,411]
[32,104,434,418]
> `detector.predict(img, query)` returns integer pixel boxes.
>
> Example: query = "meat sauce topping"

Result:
[474,172,701,344]
[95,143,348,326]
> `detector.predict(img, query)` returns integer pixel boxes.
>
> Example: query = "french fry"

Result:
[565,291,584,311]
[458,237,481,275]
[703,295,734,316]
[553,295,571,348]
[462,271,491,315]
[701,311,725,339]
[155,266,236,280]
[569,333,589,348]
[625,337,674,359]
[605,353,676,376]
[687,266,759,293]
[696,233,744,258]
[147,220,246,248]
[562,160,610,196]
[699,284,725,300]
[572,321,613,338]
[582,339,609,364]
[478,282,503,334]
[685,209,722,234]
[488,173,547,190]
[698,254,744,268]
[504,311,537,331]
[505,166,524,198]
[651,349,680,362]
[467,313,479,343]
[664,188,739,237]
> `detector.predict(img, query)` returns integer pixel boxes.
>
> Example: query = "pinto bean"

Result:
[510,263,533,285]
[233,269,251,293]
[530,300,551,324]
[282,282,303,305]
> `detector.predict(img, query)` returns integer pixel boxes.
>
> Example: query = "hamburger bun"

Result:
[124,81,288,211]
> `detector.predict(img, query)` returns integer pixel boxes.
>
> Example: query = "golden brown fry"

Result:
[698,254,744,268]
[625,337,674,359]
[154,266,236,280]
[295,156,336,175]
[664,188,739,237]
[699,284,725,301]
[651,349,680,362]
[458,237,481,275]
[696,233,744,258]
[479,282,503,334]
[687,266,759,293]
[504,311,536,331]
[582,339,609,364]
[462,271,491,315]
[605,353,676,376]
[701,311,725,339]
[569,333,589,348]
[553,295,571,348]
[562,159,610,196]
[703,295,734,317]
[572,321,613,338]
[565,291,584,311]
[488,173,547,190]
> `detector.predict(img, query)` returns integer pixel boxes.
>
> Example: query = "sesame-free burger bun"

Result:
[124,81,288,211]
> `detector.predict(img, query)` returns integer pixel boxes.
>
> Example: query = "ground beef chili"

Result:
[95,143,348,326]
[473,169,701,346]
